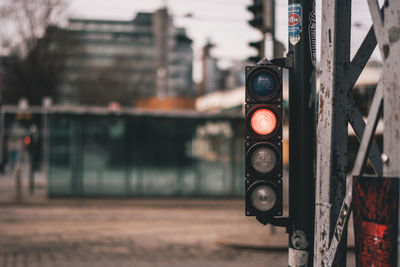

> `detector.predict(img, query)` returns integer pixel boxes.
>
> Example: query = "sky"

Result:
[67,0,379,83]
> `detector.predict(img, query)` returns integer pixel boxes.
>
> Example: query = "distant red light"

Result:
[250,109,277,135]
[24,136,31,145]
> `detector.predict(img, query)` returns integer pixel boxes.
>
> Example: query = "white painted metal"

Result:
[324,84,383,266]
[315,0,400,266]
[314,0,336,265]
[377,1,400,262]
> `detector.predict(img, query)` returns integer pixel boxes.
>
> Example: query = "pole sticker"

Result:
[308,3,316,66]
[288,3,302,45]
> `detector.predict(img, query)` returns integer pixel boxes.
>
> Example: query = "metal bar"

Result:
[314,0,352,266]
[346,2,385,89]
[1,105,244,120]
[379,1,400,262]
[345,26,377,90]
[347,96,382,175]
[367,0,385,50]
[288,0,316,266]
[314,0,336,264]
[324,82,383,267]
[352,85,383,177]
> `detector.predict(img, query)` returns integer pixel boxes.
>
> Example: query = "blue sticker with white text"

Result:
[288,4,302,45]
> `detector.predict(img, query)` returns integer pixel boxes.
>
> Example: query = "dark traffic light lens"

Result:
[251,72,277,97]
[251,146,277,174]
[250,109,277,135]
[251,184,277,212]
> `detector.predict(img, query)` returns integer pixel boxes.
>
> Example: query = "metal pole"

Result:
[375,1,400,263]
[288,0,316,266]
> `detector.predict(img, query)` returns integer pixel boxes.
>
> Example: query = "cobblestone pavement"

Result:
[0,199,296,267]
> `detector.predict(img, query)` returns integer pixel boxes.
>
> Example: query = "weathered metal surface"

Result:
[352,85,383,177]
[324,84,383,267]
[316,0,400,266]
[314,0,352,265]
[347,96,382,175]
[314,0,336,265]
[378,0,400,261]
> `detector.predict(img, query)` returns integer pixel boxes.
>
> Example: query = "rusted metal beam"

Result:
[316,1,400,266]
[314,0,351,266]
[324,83,383,267]
[347,96,382,175]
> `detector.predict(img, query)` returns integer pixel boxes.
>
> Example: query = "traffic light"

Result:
[247,0,274,32]
[247,0,264,30]
[248,40,263,63]
[245,59,282,225]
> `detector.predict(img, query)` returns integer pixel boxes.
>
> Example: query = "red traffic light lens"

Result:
[250,109,277,135]
[24,136,31,145]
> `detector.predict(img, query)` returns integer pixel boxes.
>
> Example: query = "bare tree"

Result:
[0,0,68,56]
[0,0,70,105]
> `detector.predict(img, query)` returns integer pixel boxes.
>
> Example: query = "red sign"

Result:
[353,176,399,267]
[288,14,301,26]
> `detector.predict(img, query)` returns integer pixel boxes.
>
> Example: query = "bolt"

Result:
[246,142,250,146]
[246,136,250,140]
[246,173,250,177]
[246,99,250,102]
[381,153,389,163]
[246,211,250,215]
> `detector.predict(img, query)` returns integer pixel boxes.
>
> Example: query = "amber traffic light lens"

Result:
[250,146,277,174]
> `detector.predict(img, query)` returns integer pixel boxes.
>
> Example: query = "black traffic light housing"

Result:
[248,40,264,63]
[245,58,288,227]
[247,0,264,30]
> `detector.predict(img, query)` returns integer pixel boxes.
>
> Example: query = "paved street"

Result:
[0,170,355,267]
[0,198,357,267]
[0,199,291,267]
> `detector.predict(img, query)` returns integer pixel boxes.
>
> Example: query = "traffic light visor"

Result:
[251,146,277,174]
[250,184,277,212]
[250,109,277,135]
[250,72,277,97]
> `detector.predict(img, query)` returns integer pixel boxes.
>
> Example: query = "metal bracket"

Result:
[270,52,294,69]
[256,216,291,231]
[256,52,294,69]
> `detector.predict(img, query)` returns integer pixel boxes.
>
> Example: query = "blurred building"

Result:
[58,7,193,106]
[198,41,246,96]
[199,41,221,95]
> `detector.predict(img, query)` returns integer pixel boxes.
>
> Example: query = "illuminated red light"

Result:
[250,109,277,135]
[24,136,31,145]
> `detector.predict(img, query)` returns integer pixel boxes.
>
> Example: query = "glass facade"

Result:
[47,113,244,197]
